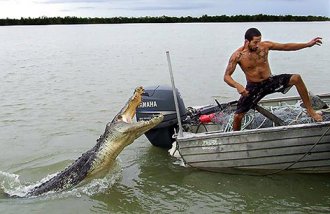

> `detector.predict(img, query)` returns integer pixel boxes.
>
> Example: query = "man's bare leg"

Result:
[233,112,245,131]
[289,74,323,122]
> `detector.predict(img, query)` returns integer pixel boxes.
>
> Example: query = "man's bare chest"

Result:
[238,49,269,68]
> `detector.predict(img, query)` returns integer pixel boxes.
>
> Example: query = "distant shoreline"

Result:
[1,14,329,26]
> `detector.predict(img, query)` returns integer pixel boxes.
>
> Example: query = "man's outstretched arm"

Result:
[267,37,322,51]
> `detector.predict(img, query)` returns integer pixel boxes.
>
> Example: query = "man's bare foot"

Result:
[307,110,323,122]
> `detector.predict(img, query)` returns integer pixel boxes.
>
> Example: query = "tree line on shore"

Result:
[0,14,329,26]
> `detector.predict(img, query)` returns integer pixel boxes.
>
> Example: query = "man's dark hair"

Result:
[245,28,261,41]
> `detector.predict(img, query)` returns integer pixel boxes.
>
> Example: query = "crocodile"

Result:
[22,86,163,197]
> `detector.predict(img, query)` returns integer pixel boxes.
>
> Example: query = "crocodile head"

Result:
[91,86,164,173]
[108,86,163,145]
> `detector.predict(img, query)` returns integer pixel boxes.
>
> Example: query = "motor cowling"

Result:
[136,85,186,148]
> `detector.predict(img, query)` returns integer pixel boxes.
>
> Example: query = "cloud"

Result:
[0,0,329,19]
[37,0,108,3]
[114,2,213,11]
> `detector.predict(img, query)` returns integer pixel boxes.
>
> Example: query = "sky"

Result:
[0,0,329,19]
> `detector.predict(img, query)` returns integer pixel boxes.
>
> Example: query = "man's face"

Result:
[248,36,261,51]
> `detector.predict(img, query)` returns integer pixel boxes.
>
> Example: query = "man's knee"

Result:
[233,112,245,131]
[234,113,245,122]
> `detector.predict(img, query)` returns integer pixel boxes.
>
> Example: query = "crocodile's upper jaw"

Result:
[107,86,163,146]
[111,86,144,125]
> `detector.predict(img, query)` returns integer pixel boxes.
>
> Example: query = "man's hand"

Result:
[307,37,322,47]
[236,84,249,96]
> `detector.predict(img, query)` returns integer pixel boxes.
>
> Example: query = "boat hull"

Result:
[176,122,330,174]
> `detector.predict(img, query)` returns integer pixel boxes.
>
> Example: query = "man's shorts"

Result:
[236,74,293,114]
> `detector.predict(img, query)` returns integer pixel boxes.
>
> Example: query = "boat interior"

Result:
[187,93,330,134]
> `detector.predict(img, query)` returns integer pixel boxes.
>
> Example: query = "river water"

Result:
[0,22,330,213]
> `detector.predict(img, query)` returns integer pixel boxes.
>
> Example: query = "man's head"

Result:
[245,28,262,51]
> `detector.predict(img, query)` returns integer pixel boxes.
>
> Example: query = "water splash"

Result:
[0,170,60,197]
[0,165,122,198]
[0,171,21,189]
[80,170,122,196]
[42,168,122,199]
[0,170,26,197]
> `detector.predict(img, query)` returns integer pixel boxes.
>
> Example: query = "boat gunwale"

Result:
[258,92,330,104]
[177,121,330,142]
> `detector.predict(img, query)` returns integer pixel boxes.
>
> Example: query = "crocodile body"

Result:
[24,86,163,197]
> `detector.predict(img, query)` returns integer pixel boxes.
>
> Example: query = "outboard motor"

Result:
[136,85,186,148]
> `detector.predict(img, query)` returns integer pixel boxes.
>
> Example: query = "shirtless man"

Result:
[224,28,323,131]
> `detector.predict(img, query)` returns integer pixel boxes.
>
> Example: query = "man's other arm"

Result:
[224,52,248,96]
